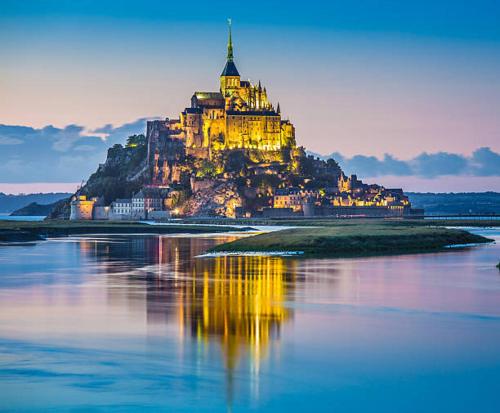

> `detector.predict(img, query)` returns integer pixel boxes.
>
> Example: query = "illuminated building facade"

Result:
[147,20,296,171]
[70,195,95,220]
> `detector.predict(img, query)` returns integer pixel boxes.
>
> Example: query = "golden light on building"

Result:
[147,20,297,183]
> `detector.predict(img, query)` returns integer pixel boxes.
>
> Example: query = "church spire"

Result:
[227,18,234,62]
[221,19,240,77]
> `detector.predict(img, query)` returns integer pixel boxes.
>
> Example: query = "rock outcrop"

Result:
[183,181,242,217]
[48,140,148,219]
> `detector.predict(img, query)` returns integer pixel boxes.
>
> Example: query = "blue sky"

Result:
[2,0,499,40]
[0,0,499,192]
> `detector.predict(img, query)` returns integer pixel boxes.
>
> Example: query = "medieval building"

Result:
[66,22,420,220]
[147,21,296,186]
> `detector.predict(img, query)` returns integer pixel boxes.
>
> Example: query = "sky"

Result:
[0,0,499,193]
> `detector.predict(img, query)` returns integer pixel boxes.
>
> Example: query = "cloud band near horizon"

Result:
[0,119,498,192]
[316,148,500,179]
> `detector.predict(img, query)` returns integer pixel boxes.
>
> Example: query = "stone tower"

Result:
[220,19,240,97]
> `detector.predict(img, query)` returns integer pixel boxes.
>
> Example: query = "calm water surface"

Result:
[0,230,499,412]
[0,214,45,221]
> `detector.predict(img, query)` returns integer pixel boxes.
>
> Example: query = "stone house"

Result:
[273,188,302,212]
[111,199,132,216]
[132,188,164,219]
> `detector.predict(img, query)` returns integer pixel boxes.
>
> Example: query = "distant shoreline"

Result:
[0,214,46,222]
[0,220,251,244]
[1,218,497,258]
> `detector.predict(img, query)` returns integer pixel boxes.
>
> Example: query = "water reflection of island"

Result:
[183,254,295,370]
[81,234,299,402]
[180,253,297,406]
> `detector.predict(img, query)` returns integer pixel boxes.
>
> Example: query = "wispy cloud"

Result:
[0,118,150,183]
[315,147,500,179]
[0,136,23,145]
[0,118,498,185]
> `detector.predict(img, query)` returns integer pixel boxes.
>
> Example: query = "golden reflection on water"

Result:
[181,253,296,405]
[182,255,293,371]
[84,235,299,402]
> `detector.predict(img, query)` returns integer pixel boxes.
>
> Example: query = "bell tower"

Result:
[220,19,240,97]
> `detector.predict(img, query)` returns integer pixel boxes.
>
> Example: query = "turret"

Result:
[262,86,269,109]
[220,19,240,97]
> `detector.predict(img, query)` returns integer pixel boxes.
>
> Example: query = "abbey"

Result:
[57,21,418,220]
[147,21,296,184]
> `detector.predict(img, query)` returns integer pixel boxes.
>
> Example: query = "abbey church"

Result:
[147,21,296,185]
[110,21,416,219]
[65,22,417,220]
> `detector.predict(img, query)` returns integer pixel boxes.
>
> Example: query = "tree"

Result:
[211,133,225,150]
[224,150,248,175]
[196,159,217,179]
[126,134,146,148]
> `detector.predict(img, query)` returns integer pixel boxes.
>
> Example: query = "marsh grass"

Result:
[211,223,493,257]
[0,220,245,242]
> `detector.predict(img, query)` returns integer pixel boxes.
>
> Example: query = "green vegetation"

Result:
[412,219,500,228]
[195,159,218,179]
[1,218,494,258]
[211,221,493,257]
[0,220,247,243]
[0,230,44,243]
[178,217,500,228]
[48,137,149,218]
[125,134,147,148]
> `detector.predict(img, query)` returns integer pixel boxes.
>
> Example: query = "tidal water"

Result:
[0,229,499,412]
[0,214,45,221]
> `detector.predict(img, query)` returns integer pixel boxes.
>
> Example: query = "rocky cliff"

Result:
[182,181,242,217]
[48,137,148,219]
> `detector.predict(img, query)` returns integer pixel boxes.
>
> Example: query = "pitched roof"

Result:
[221,60,240,77]
[184,107,203,114]
[132,187,165,199]
[226,110,279,116]
[194,91,224,100]
[275,188,301,196]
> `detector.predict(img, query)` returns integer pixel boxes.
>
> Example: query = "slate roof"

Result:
[133,188,165,199]
[226,110,279,116]
[184,107,203,114]
[221,60,240,77]
[275,188,301,196]
[194,91,224,99]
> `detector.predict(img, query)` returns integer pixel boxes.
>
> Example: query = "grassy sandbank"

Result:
[180,217,500,228]
[210,222,493,257]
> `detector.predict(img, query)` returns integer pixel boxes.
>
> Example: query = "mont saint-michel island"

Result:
[7,22,484,257]
[2,4,500,413]
[60,23,418,222]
